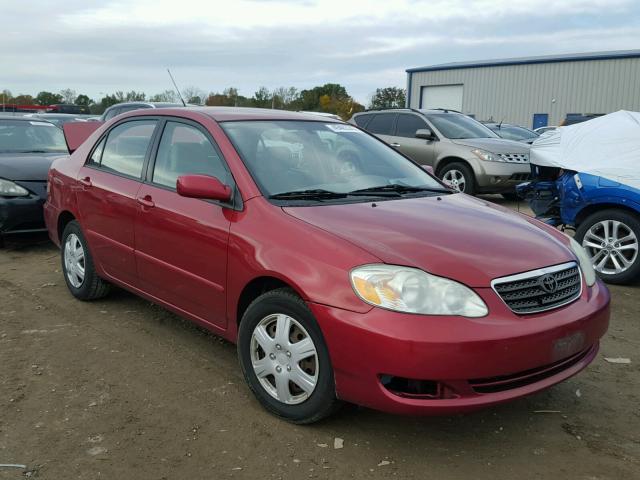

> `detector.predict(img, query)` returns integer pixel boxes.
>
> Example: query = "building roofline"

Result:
[406,49,640,74]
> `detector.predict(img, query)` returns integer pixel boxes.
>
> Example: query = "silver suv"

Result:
[350,109,530,196]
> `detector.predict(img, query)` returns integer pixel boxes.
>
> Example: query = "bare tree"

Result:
[59,88,77,104]
[181,86,206,105]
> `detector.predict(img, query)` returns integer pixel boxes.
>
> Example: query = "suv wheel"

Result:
[237,289,340,424]
[439,162,476,195]
[575,209,640,284]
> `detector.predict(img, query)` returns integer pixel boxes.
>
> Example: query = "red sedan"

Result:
[45,108,610,423]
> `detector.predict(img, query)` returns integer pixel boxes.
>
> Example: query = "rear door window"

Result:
[395,114,427,138]
[366,114,395,135]
[352,114,372,128]
[152,121,229,189]
[99,120,157,178]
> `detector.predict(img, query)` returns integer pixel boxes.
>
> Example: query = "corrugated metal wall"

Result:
[407,58,640,128]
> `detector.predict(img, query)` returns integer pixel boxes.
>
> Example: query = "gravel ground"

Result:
[0,197,638,479]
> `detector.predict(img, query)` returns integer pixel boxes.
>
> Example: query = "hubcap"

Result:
[442,169,466,192]
[250,314,318,405]
[64,233,86,288]
[582,220,638,275]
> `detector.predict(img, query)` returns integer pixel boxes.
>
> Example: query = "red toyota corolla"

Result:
[45,108,610,423]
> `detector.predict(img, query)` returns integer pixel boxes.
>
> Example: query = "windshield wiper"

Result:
[269,189,348,201]
[349,184,451,195]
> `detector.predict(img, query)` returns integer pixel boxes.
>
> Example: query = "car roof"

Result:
[355,108,462,116]
[120,106,344,123]
[0,115,54,123]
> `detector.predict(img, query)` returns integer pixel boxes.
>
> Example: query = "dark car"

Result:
[0,116,68,244]
[484,123,540,144]
[100,102,186,122]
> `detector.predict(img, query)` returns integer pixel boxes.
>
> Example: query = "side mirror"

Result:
[415,128,435,140]
[177,174,232,202]
[421,165,434,175]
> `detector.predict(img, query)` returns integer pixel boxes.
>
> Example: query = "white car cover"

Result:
[530,110,640,190]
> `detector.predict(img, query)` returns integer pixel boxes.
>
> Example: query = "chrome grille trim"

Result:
[499,153,529,163]
[491,262,583,314]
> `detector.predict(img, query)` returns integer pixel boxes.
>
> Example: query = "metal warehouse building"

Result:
[406,50,640,129]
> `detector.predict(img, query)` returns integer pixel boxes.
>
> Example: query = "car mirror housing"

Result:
[415,129,435,140]
[176,174,232,202]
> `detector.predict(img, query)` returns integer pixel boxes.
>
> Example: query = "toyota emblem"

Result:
[539,274,558,293]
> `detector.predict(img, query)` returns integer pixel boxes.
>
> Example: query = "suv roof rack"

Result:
[429,108,462,113]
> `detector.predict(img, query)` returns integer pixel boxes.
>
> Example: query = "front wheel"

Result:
[575,209,640,284]
[439,162,476,195]
[237,289,340,424]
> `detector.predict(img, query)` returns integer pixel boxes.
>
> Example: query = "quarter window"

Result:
[152,121,228,189]
[395,114,427,138]
[366,114,395,135]
[99,120,157,178]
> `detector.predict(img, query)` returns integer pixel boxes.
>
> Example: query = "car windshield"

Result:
[221,120,447,202]
[425,113,498,139]
[0,120,68,153]
[491,125,539,141]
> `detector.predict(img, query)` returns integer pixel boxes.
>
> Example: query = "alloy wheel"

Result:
[250,313,318,405]
[442,169,466,192]
[582,220,639,275]
[64,233,86,288]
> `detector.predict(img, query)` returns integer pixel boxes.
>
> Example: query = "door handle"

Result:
[79,176,92,187]
[137,195,155,208]
[390,143,401,147]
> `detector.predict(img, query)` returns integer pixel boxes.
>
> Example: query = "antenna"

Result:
[167,69,187,106]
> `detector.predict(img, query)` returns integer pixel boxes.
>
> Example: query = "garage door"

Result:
[420,84,463,111]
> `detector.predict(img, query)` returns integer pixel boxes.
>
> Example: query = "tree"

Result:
[251,87,272,108]
[13,94,34,105]
[149,90,178,102]
[272,86,299,110]
[35,91,63,106]
[59,88,77,104]
[125,90,146,102]
[181,86,206,105]
[369,87,406,109]
[75,94,93,106]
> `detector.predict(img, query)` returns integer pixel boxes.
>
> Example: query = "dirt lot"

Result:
[1,198,639,479]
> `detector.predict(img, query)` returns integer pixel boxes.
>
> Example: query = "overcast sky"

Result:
[3,0,640,104]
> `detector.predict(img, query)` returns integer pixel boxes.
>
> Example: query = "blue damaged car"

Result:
[517,111,640,284]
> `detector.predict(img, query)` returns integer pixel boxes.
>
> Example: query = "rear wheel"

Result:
[61,220,111,300]
[575,209,640,284]
[439,162,476,195]
[237,289,340,424]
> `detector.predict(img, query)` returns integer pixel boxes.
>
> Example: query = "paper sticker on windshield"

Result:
[325,124,362,133]
[29,121,55,127]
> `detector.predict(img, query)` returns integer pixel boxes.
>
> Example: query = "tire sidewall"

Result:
[575,209,640,284]
[61,221,97,299]
[237,291,335,423]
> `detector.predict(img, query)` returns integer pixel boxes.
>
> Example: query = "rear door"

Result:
[76,119,158,286]
[134,119,233,329]
[364,113,397,145]
[390,113,436,166]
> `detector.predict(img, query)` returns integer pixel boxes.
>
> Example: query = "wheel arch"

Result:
[575,202,640,227]
[236,275,306,327]
[434,156,473,176]
[57,210,77,242]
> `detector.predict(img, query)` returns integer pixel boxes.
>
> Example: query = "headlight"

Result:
[471,149,503,162]
[569,237,596,287]
[350,264,488,317]
[0,178,29,197]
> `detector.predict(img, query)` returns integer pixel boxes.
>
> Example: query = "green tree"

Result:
[13,94,34,105]
[75,94,93,106]
[125,91,146,102]
[251,87,272,108]
[35,91,63,106]
[369,87,406,109]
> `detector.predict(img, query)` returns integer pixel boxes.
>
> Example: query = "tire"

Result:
[61,220,111,300]
[501,192,520,201]
[237,288,341,424]
[439,162,476,195]
[575,209,640,285]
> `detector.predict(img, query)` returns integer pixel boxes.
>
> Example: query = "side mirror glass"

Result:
[415,128,435,140]
[421,165,434,175]
[177,174,232,202]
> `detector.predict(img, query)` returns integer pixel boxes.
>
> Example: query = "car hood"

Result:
[451,137,530,153]
[0,153,65,181]
[283,194,574,287]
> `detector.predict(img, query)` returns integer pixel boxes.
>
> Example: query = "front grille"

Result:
[499,153,529,163]
[509,173,530,181]
[469,346,593,393]
[492,262,582,314]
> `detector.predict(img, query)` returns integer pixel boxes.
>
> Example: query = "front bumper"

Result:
[0,181,48,235]
[310,279,609,415]
[473,160,531,192]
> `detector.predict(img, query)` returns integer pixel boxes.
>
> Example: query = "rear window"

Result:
[0,120,67,153]
[365,114,395,135]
